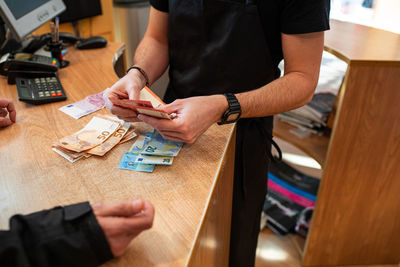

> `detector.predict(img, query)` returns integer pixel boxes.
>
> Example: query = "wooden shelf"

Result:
[302,20,400,266]
[272,20,400,266]
[273,118,330,167]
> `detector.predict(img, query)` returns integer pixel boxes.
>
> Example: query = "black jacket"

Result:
[0,202,113,267]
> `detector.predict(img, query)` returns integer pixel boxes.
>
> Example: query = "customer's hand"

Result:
[137,95,228,143]
[0,98,16,127]
[92,199,154,257]
[103,69,147,122]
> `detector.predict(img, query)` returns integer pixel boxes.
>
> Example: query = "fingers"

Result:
[0,98,16,122]
[0,98,12,108]
[156,130,186,142]
[104,87,129,101]
[110,105,138,118]
[93,200,145,217]
[7,102,16,122]
[137,114,176,131]
[162,101,180,114]
[117,116,142,123]
[0,117,12,127]
[123,200,154,230]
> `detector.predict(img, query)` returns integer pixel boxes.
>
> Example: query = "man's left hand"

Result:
[138,95,228,143]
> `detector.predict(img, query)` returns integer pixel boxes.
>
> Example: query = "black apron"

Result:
[163,1,277,266]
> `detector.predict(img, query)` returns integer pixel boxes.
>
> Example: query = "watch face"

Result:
[227,113,240,122]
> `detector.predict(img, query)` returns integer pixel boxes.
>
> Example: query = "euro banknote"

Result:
[118,152,155,172]
[87,121,131,156]
[59,92,106,119]
[135,154,173,165]
[57,116,121,152]
[141,131,183,156]
[119,134,155,172]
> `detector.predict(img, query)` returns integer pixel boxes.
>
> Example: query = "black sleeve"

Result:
[280,0,330,34]
[0,202,113,267]
[150,0,169,12]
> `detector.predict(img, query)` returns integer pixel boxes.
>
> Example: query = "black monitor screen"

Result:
[5,0,51,20]
[59,0,102,23]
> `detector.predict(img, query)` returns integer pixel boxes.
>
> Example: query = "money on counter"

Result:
[119,130,183,172]
[141,131,183,156]
[57,116,121,152]
[135,154,173,165]
[86,121,131,156]
[59,92,106,119]
[119,135,155,172]
[53,115,136,163]
[52,145,86,163]
[119,129,137,144]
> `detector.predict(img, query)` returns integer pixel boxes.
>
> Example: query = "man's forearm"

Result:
[133,35,169,86]
[236,71,318,118]
[235,32,324,119]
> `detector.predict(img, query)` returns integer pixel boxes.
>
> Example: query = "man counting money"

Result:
[104,1,330,266]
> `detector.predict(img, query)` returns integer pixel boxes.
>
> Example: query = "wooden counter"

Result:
[274,20,400,266]
[302,20,400,266]
[0,43,235,267]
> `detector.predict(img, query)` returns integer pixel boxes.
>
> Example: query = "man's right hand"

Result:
[0,98,16,128]
[92,199,155,257]
[104,69,147,122]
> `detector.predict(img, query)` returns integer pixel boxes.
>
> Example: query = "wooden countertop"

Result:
[325,20,400,63]
[0,43,235,266]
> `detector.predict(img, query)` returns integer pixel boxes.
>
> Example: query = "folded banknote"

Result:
[57,116,121,152]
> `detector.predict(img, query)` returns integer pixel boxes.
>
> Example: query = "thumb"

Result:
[93,200,144,217]
[129,86,140,100]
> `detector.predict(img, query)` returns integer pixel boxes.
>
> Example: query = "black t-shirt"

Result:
[150,0,330,67]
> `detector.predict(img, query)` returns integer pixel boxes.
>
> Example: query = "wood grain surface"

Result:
[302,21,400,266]
[0,43,235,266]
[325,20,400,63]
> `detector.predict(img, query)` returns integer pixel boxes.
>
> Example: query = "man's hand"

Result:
[92,199,154,257]
[0,98,16,128]
[137,95,228,143]
[103,69,147,122]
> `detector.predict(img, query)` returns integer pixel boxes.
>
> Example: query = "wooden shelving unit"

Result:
[273,118,330,167]
[276,20,400,266]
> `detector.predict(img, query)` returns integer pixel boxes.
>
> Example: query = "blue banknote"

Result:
[135,154,173,165]
[141,130,183,156]
[119,134,155,172]
[118,152,155,172]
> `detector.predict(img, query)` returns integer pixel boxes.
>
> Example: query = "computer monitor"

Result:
[59,0,102,24]
[0,0,66,41]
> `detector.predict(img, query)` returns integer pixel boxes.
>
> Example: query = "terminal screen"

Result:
[5,0,51,20]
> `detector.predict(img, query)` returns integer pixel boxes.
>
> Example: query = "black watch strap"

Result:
[218,93,241,125]
[127,66,150,86]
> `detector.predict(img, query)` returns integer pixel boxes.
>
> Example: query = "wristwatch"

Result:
[218,93,241,125]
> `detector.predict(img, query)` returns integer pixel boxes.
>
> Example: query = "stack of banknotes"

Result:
[118,130,183,173]
[52,115,137,163]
